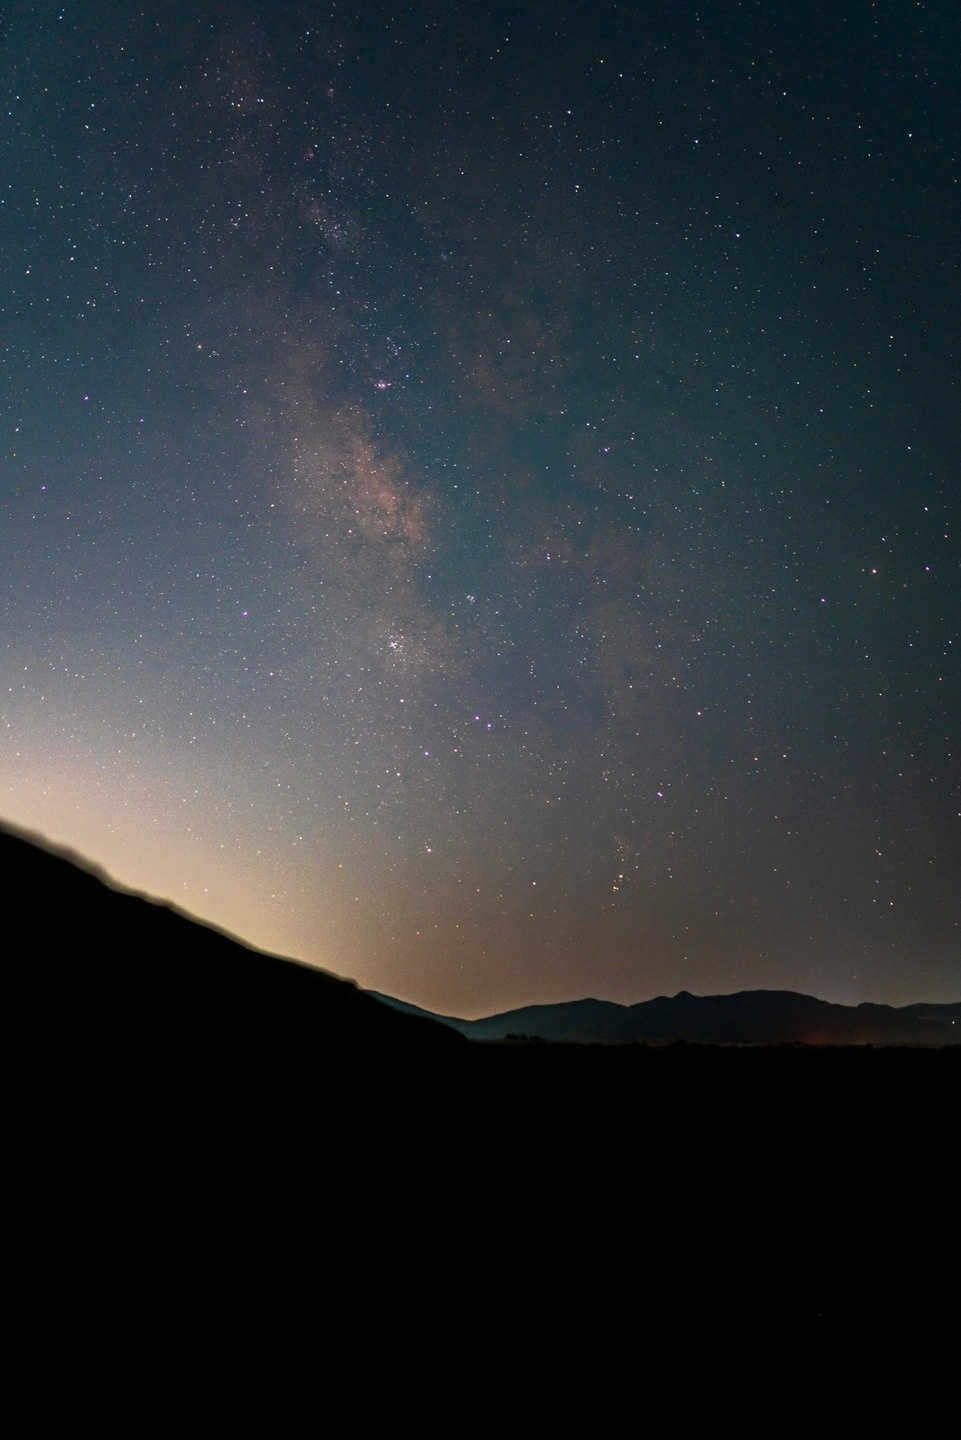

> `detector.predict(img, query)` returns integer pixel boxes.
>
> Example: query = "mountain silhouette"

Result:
[368,993,625,1041]
[373,986,959,1046]
[2,820,464,1076]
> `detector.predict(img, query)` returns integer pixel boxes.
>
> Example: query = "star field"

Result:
[1,2,958,1013]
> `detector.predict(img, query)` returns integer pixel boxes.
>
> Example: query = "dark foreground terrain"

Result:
[4,821,955,1392]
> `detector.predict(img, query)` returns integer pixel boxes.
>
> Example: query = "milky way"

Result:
[2,3,958,1012]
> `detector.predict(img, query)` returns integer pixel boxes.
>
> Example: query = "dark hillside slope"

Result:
[2,820,463,1068]
[2,818,466,1186]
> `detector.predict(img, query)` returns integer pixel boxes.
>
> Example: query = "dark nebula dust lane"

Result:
[1,2,958,1013]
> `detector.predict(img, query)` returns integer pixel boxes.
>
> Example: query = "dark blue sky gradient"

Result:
[2,1,958,1012]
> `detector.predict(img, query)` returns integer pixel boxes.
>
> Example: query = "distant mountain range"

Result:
[371,987,960,1047]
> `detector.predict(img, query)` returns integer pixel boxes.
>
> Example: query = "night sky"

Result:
[2,2,958,1015]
